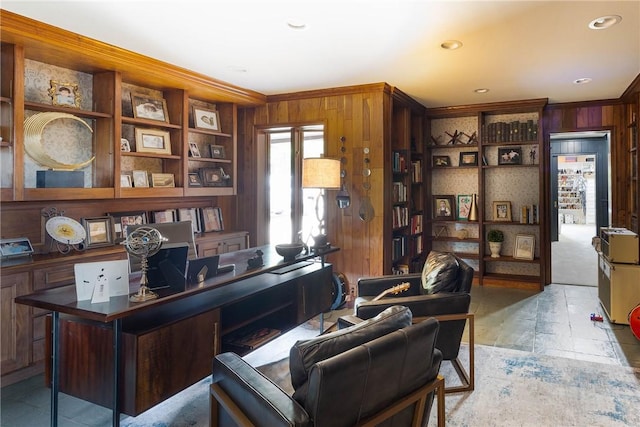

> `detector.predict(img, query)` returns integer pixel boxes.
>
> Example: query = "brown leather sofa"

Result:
[355,252,475,393]
[210,306,444,427]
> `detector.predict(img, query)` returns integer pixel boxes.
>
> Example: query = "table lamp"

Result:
[302,157,341,248]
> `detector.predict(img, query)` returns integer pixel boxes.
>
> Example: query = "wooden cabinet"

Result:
[388,89,426,274]
[426,99,547,290]
[0,248,127,385]
[195,230,249,257]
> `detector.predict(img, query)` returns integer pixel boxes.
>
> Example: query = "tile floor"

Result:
[2,283,639,426]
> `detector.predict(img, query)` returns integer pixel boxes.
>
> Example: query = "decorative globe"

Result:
[124,226,165,260]
[123,226,167,302]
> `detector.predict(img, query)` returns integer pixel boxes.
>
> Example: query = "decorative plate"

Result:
[46,216,86,244]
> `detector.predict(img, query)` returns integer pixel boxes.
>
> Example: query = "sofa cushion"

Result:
[289,305,412,404]
[420,251,460,294]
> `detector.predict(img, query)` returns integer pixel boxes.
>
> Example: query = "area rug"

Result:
[119,344,640,427]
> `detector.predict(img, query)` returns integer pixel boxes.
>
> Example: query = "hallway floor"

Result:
[2,284,639,426]
[552,223,598,286]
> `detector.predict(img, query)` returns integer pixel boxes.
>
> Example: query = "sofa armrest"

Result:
[211,352,310,427]
[357,274,422,297]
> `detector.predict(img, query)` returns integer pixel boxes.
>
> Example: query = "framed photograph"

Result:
[457,194,473,220]
[131,92,169,122]
[132,170,149,188]
[200,167,225,187]
[151,173,175,188]
[0,237,34,258]
[120,174,132,188]
[135,128,172,155]
[493,201,512,221]
[188,172,203,187]
[514,234,536,260]
[120,138,131,152]
[107,211,147,242]
[202,207,224,232]
[49,80,80,108]
[193,107,221,131]
[433,155,451,167]
[178,207,201,233]
[153,209,177,224]
[498,147,522,165]
[189,142,201,158]
[209,144,226,159]
[459,151,478,166]
[81,216,115,248]
[432,195,455,220]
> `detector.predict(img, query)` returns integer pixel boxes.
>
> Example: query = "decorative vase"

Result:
[489,241,502,258]
[468,193,478,222]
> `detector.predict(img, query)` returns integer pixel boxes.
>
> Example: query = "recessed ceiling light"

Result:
[573,78,592,85]
[441,40,463,50]
[228,66,248,73]
[588,15,622,30]
[287,20,307,30]
[474,88,489,94]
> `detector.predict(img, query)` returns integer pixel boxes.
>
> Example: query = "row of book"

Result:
[411,160,422,183]
[391,236,408,261]
[392,181,407,203]
[392,206,409,229]
[410,214,423,235]
[482,120,538,143]
[392,151,407,173]
[520,204,539,224]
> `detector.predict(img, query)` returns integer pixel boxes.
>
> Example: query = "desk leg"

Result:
[112,318,122,427]
[50,311,59,427]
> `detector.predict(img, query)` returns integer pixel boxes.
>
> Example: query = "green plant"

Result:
[487,229,504,242]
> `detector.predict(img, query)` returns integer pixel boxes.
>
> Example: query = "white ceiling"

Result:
[2,0,639,108]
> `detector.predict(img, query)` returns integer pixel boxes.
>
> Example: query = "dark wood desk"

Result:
[15,245,337,427]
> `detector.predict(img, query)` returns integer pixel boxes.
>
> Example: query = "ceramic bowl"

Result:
[275,243,304,261]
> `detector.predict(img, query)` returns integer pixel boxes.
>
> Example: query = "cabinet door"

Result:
[297,265,333,323]
[198,239,223,257]
[223,236,247,253]
[1,272,31,375]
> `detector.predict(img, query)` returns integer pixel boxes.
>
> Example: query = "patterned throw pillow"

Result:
[420,251,460,294]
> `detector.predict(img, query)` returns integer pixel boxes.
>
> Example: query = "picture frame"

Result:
[459,151,478,166]
[202,207,224,232]
[131,92,169,122]
[432,195,455,220]
[498,147,522,165]
[107,211,147,242]
[81,216,115,248]
[209,144,226,159]
[189,142,201,158]
[433,155,451,167]
[120,174,132,188]
[49,80,81,108]
[457,194,473,220]
[134,128,172,155]
[0,237,34,258]
[178,207,201,233]
[200,167,226,187]
[151,173,175,188]
[188,172,203,187]
[493,201,512,221]
[153,209,177,224]
[514,233,536,260]
[193,107,221,131]
[121,138,131,152]
[132,170,149,188]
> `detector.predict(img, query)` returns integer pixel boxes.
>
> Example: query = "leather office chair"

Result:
[355,252,475,393]
[126,221,197,271]
[210,306,445,427]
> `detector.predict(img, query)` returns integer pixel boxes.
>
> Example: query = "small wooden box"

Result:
[600,227,639,264]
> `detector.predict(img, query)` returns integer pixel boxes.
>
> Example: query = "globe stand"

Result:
[129,255,158,302]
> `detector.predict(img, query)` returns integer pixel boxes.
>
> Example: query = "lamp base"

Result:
[129,286,158,302]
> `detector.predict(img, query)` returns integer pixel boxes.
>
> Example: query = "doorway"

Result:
[550,132,610,286]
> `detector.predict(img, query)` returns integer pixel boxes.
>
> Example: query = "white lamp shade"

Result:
[302,158,341,189]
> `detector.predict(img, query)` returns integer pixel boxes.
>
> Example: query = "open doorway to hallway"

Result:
[550,132,610,287]
[552,155,598,286]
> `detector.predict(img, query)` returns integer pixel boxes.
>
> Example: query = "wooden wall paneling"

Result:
[93,71,116,188]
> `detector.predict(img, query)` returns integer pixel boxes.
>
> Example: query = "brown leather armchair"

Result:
[210,306,445,427]
[354,252,475,393]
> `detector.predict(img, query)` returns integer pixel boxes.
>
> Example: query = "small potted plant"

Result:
[487,229,504,258]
